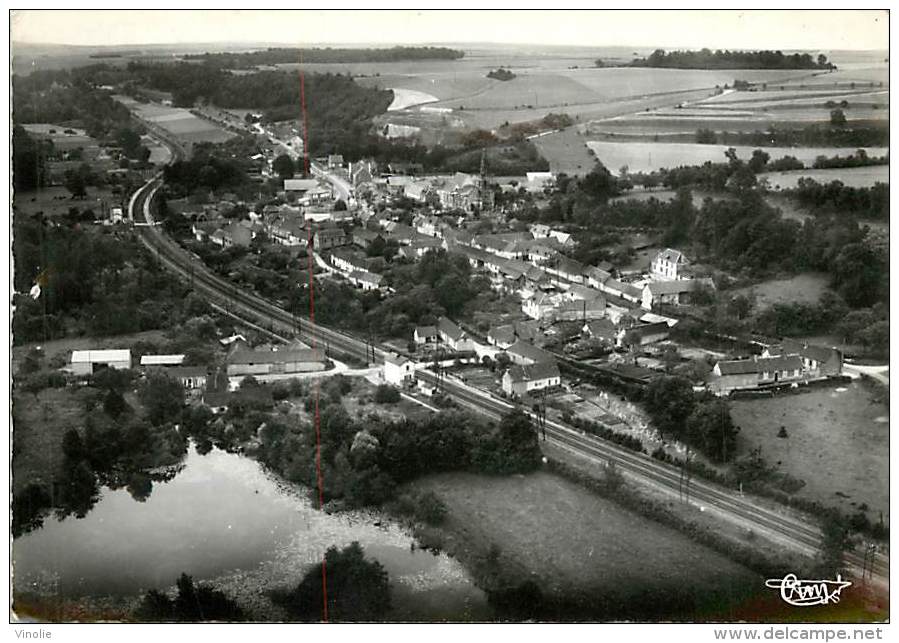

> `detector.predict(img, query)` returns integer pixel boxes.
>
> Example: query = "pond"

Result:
[12,444,491,621]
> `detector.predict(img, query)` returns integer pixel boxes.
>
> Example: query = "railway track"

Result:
[129,161,887,584]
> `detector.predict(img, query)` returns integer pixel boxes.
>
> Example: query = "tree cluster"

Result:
[644,375,739,462]
[631,49,835,70]
[271,542,390,621]
[183,46,465,68]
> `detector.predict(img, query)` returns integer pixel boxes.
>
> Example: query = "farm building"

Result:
[764,339,843,378]
[348,270,383,291]
[502,362,561,397]
[599,278,642,303]
[641,279,710,310]
[140,354,186,367]
[70,349,132,375]
[167,366,209,390]
[619,322,670,348]
[283,178,319,192]
[554,297,607,322]
[708,355,805,396]
[313,226,348,250]
[226,348,327,377]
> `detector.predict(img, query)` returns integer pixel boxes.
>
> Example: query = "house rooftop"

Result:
[507,361,560,383]
[437,316,465,341]
[506,340,556,364]
[228,348,326,365]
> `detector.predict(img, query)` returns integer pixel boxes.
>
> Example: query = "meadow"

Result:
[114,95,235,145]
[585,140,889,174]
[761,165,888,190]
[731,381,889,523]
[410,471,760,613]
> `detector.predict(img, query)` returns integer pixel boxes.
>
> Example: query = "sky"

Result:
[10,8,889,51]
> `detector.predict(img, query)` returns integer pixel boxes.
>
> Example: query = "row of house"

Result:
[329,248,385,291]
[708,339,843,395]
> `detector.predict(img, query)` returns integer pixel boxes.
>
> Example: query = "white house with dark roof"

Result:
[384,352,415,386]
[502,361,561,397]
[651,248,689,281]
[708,354,805,395]
[641,279,710,310]
[437,316,475,351]
[413,325,438,345]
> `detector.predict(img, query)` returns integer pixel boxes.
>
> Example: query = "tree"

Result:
[495,409,542,473]
[685,398,739,462]
[64,169,87,199]
[138,371,185,425]
[273,154,296,181]
[272,542,390,621]
[333,198,347,211]
[374,384,401,404]
[103,388,128,418]
[644,376,695,438]
[747,149,771,173]
[696,128,717,144]
[579,162,620,202]
[61,428,85,462]
[137,573,245,621]
[830,109,847,127]
[831,242,887,308]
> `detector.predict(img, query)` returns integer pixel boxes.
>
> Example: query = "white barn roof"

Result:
[71,349,131,363]
[140,354,186,366]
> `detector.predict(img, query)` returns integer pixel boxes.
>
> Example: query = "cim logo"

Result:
[765,574,852,607]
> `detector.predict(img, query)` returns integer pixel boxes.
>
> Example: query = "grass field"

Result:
[410,471,759,612]
[585,141,888,174]
[13,185,123,219]
[114,95,235,145]
[12,387,88,494]
[733,272,831,309]
[762,165,888,190]
[731,381,889,522]
[530,127,596,175]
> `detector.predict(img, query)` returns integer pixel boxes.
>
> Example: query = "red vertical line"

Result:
[302,53,328,623]
[300,55,310,177]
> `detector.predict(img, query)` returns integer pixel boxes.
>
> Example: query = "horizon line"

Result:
[12,39,886,53]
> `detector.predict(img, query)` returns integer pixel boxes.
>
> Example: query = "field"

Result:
[347,50,827,131]
[113,95,235,145]
[733,272,831,309]
[12,387,88,494]
[13,185,123,219]
[585,64,887,140]
[731,381,889,522]
[585,141,888,175]
[530,126,596,175]
[411,471,759,615]
[761,165,888,190]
